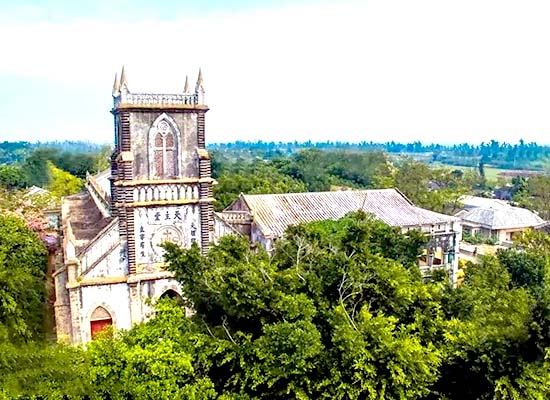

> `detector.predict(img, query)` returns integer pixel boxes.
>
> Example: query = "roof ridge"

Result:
[242,188,396,198]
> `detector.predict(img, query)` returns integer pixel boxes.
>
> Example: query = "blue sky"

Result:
[1,0,318,22]
[1,0,550,144]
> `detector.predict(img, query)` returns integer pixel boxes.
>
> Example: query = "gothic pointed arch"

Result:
[88,304,115,340]
[148,113,181,179]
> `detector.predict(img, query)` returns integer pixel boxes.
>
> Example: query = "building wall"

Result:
[79,224,127,279]
[67,275,184,344]
[53,268,71,342]
[497,227,528,243]
[213,214,240,242]
[129,112,199,180]
[133,205,201,272]
[77,283,132,343]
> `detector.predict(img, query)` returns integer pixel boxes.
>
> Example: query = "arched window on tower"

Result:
[152,120,177,178]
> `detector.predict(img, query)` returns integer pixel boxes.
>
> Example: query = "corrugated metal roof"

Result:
[460,195,511,210]
[233,189,458,238]
[461,206,545,230]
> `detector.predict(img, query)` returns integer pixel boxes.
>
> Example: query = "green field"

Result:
[433,164,542,182]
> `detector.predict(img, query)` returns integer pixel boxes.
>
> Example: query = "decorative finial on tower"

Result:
[195,68,203,90]
[112,72,120,97]
[184,75,190,94]
[120,66,129,94]
[195,68,205,104]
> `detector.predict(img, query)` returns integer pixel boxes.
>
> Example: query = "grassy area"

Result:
[432,163,542,182]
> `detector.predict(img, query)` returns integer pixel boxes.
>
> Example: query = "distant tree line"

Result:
[210,139,550,170]
[0,141,107,165]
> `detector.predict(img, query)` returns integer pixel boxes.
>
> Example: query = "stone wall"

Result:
[76,283,132,343]
[133,205,201,272]
[129,111,199,180]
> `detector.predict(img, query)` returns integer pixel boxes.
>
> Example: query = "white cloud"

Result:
[1,0,550,144]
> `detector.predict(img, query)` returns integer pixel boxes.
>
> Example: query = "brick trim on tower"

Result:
[197,111,206,149]
[112,111,137,272]
[198,154,214,254]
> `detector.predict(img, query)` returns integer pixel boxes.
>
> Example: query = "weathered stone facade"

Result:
[53,68,213,344]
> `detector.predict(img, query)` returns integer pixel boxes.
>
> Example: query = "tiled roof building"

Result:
[456,196,546,244]
[218,189,462,279]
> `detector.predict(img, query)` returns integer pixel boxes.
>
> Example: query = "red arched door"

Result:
[90,306,113,339]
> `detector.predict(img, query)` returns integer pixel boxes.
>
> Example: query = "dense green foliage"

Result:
[0,165,27,190]
[0,214,47,342]
[378,158,480,213]
[0,342,91,398]
[0,144,109,205]
[22,146,108,186]
[47,161,85,198]
[213,161,307,210]
[2,212,550,398]
[510,175,550,220]
[273,149,392,191]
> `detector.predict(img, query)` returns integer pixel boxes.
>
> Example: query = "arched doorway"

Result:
[160,289,185,305]
[90,306,113,339]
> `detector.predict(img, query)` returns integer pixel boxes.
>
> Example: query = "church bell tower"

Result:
[110,67,214,274]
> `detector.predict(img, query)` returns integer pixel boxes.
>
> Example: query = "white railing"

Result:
[132,183,200,203]
[419,263,450,273]
[117,92,199,107]
[86,173,110,218]
[79,221,120,275]
[218,211,252,223]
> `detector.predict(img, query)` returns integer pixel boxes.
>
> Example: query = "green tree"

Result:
[435,257,548,400]
[159,213,443,398]
[47,161,84,198]
[214,161,306,210]
[0,342,90,399]
[0,214,47,342]
[389,158,471,213]
[276,149,390,192]
[0,165,27,190]
[93,144,113,172]
[22,147,58,187]
[525,176,550,220]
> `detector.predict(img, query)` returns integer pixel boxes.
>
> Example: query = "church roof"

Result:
[63,191,113,254]
[229,189,458,239]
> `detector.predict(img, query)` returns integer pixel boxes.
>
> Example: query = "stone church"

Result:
[53,68,461,344]
[54,68,217,343]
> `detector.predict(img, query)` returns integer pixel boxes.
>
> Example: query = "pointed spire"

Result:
[120,66,129,93]
[112,72,120,96]
[184,75,190,93]
[195,68,205,104]
[195,68,204,92]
